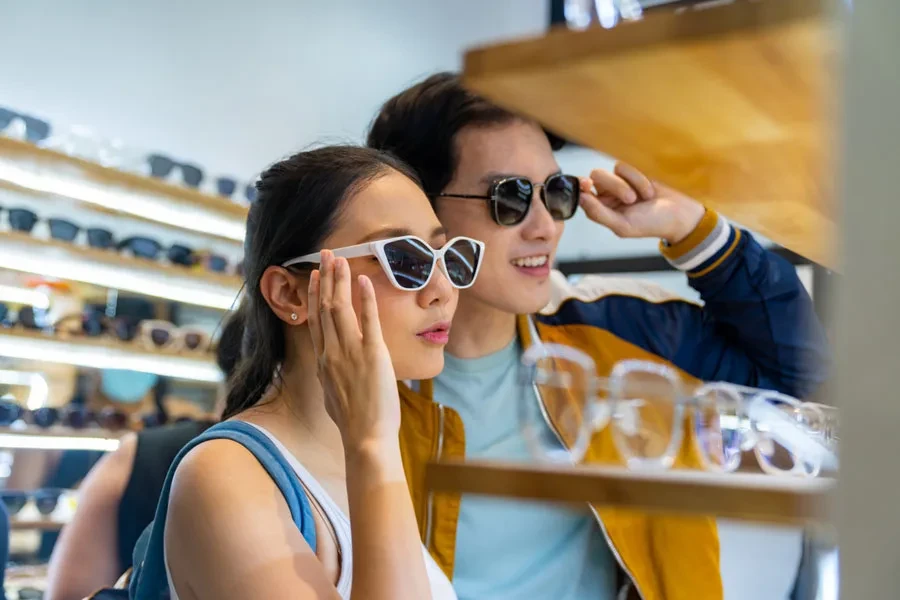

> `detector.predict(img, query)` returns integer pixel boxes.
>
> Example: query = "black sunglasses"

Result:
[1,488,66,517]
[435,173,580,226]
[147,154,204,188]
[0,107,52,144]
[0,305,42,330]
[0,400,127,430]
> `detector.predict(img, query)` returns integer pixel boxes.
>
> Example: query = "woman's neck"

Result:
[445,293,518,359]
[237,338,346,475]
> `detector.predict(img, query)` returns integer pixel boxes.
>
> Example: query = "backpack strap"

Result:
[129,420,316,599]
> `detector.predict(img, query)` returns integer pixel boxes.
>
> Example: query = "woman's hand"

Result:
[306,250,401,457]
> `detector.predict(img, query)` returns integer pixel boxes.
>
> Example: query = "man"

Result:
[368,72,830,600]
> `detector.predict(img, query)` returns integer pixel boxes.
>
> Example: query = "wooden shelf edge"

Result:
[464,0,827,78]
[427,459,834,525]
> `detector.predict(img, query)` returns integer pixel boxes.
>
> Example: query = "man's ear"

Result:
[259,265,310,326]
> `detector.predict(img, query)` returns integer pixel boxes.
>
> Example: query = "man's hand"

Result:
[579,162,705,244]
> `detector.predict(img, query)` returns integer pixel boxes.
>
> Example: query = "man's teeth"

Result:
[512,255,548,268]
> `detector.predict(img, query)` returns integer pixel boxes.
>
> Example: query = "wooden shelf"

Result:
[463,0,837,268]
[0,328,222,383]
[427,459,834,524]
[0,136,247,242]
[10,518,66,531]
[0,230,240,310]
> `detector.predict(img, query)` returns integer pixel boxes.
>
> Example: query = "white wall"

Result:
[2,0,545,179]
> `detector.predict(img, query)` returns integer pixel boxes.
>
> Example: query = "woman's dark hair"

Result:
[222,146,421,419]
[216,308,245,380]
[367,72,565,199]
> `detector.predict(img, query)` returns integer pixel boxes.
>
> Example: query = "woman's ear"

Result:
[259,266,309,326]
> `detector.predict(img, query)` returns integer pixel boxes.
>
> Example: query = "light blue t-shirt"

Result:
[433,338,617,600]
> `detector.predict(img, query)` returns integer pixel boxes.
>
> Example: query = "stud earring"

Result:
[290,313,298,321]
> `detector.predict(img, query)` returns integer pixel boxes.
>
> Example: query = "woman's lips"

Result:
[417,321,451,345]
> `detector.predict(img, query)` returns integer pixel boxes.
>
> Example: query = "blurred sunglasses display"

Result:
[0,305,44,330]
[0,488,69,517]
[138,320,209,353]
[0,400,127,430]
[0,106,52,144]
[147,153,204,188]
[54,310,139,342]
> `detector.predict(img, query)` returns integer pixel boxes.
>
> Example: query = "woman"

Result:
[44,311,243,600]
[140,146,481,599]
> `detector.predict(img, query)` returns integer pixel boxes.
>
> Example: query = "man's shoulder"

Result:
[541,269,696,317]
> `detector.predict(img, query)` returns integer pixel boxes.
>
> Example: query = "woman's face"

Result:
[318,171,458,380]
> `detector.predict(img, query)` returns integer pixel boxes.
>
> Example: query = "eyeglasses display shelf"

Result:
[0,230,240,310]
[0,136,247,242]
[461,0,837,269]
[426,459,834,525]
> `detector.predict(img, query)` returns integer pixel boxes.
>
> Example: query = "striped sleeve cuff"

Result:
[659,210,740,276]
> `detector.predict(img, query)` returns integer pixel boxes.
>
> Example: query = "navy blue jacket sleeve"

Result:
[666,229,831,397]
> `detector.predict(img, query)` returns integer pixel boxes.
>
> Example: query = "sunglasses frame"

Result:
[139,320,209,353]
[435,173,581,226]
[282,235,485,291]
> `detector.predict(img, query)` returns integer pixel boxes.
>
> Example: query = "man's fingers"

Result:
[589,168,638,205]
[614,162,655,201]
[579,192,630,237]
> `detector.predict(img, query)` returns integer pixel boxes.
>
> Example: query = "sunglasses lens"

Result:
[150,328,171,346]
[493,178,533,226]
[48,219,80,241]
[443,239,482,288]
[695,388,744,472]
[184,332,204,350]
[0,401,22,426]
[8,209,38,232]
[34,490,62,515]
[128,238,162,259]
[62,406,92,429]
[87,228,115,249]
[749,396,821,476]
[216,177,237,197]
[544,175,580,220]
[1,493,27,515]
[382,238,436,290]
[207,255,228,272]
[167,245,195,266]
[181,164,203,188]
[32,407,59,428]
[148,155,175,178]
[98,408,128,430]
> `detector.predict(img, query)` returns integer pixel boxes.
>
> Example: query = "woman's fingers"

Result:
[307,269,323,355]
[331,256,362,345]
[318,250,340,355]
[358,275,384,351]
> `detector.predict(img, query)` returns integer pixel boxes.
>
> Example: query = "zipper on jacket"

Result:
[530,379,644,599]
[424,403,445,549]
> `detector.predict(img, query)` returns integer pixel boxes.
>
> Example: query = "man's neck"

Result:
[445,294,518,359]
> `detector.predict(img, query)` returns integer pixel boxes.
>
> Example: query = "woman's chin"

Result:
[394,349,445,382]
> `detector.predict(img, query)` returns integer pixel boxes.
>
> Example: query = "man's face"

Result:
[435,120,565,315]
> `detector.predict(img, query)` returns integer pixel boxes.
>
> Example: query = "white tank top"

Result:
[165,423,457,600]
